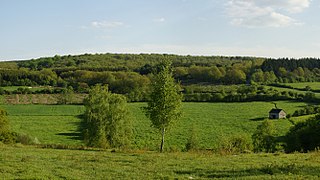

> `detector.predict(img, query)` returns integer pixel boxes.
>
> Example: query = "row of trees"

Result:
[16,53,252,71]
[2,65,320,90]
[1,53,320,92]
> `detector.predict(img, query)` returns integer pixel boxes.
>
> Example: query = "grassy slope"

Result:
[0,105,84,146]
[1,101,307,150]
[283,82,320,89]
[1,145,320,179]
[268,82,320,97]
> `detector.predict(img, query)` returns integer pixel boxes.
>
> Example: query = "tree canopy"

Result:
[83,85,132,149]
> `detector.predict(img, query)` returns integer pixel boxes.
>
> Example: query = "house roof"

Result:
[269,108,284,113]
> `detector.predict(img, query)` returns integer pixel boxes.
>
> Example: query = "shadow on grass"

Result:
[56,132,83,140]
[250,117,267,121]
[175,164,320,178]
[56,115,85,141]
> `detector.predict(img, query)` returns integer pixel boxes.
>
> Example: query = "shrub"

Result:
[285,114,320,152]
[252,120,277,153]
[0,108,17,144]
[219,134,252,154]
[185,126,199,151]
[16,134,40,145]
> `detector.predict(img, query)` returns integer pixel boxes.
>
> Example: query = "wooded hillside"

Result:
[1,54,320,102]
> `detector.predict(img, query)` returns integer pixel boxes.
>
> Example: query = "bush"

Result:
[185,126,199,151]
[285,114,320,152]
[219,134,252,154]
[252,120,277,153]
[16,134,40,145]
[0,108,17,144]
[83,85,132,149]
[0,131,17,144]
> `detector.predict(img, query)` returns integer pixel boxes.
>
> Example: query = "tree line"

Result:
[1,53,320,102]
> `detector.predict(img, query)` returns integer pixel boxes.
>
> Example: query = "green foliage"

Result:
[3,146,320,179]
[3,54,320,100]
[3,101,305,150]
[285,114,320,153]
[0,108,16,143]
[83,85,132,149]
[220,134,253,154]
[252,120,277,153]
[57,86,75,104]
[292,105,320,117]
[185,125,199,151]
[225,68,246,84]
[16,133,40,145]
[144,60,182,152]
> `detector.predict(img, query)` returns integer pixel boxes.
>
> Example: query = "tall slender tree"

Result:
[144,60,182,152]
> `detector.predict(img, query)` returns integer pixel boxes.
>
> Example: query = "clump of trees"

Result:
[82,85,132,149]
[250,115,320,153]
[285,114,320,153]
[291,105,320,117]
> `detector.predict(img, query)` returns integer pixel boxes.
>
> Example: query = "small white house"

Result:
[269,109,286,119]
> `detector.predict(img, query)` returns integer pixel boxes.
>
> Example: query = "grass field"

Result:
[1,144,320,179]
[1,101,307,150]
[283,82,320,90]
[0,86,51,92]
[0,101,317,179]
[266,85,320,98]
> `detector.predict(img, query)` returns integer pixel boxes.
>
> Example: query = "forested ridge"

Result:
[1,53,320,102]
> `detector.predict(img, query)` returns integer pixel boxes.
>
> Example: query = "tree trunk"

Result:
[160,127,166,153]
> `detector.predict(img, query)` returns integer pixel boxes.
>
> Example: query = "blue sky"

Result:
[1,0,320,60]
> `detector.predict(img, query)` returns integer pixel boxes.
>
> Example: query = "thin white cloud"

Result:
[153,17,165,23]
[226,0,310,28]
[255,0,310,13]
[91,21,124,29]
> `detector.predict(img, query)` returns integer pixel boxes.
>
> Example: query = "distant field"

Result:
[1,101,307,150]
[0,86,52,92]
[283,82,320,90]
[267,83,320,98]
[1,145,320,179]
[266,85,310,94]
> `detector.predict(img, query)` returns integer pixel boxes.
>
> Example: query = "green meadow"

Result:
[283,82,320,90]
[1,101,307,150]
[1,145,320,179]
[1,101,315,179]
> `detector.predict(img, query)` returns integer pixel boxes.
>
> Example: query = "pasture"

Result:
[1,101,307,150]
[283,82,320,90]
[1,145,320,179]
[0,99,317,179]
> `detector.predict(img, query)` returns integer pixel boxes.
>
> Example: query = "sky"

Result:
[1,0,320,60]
